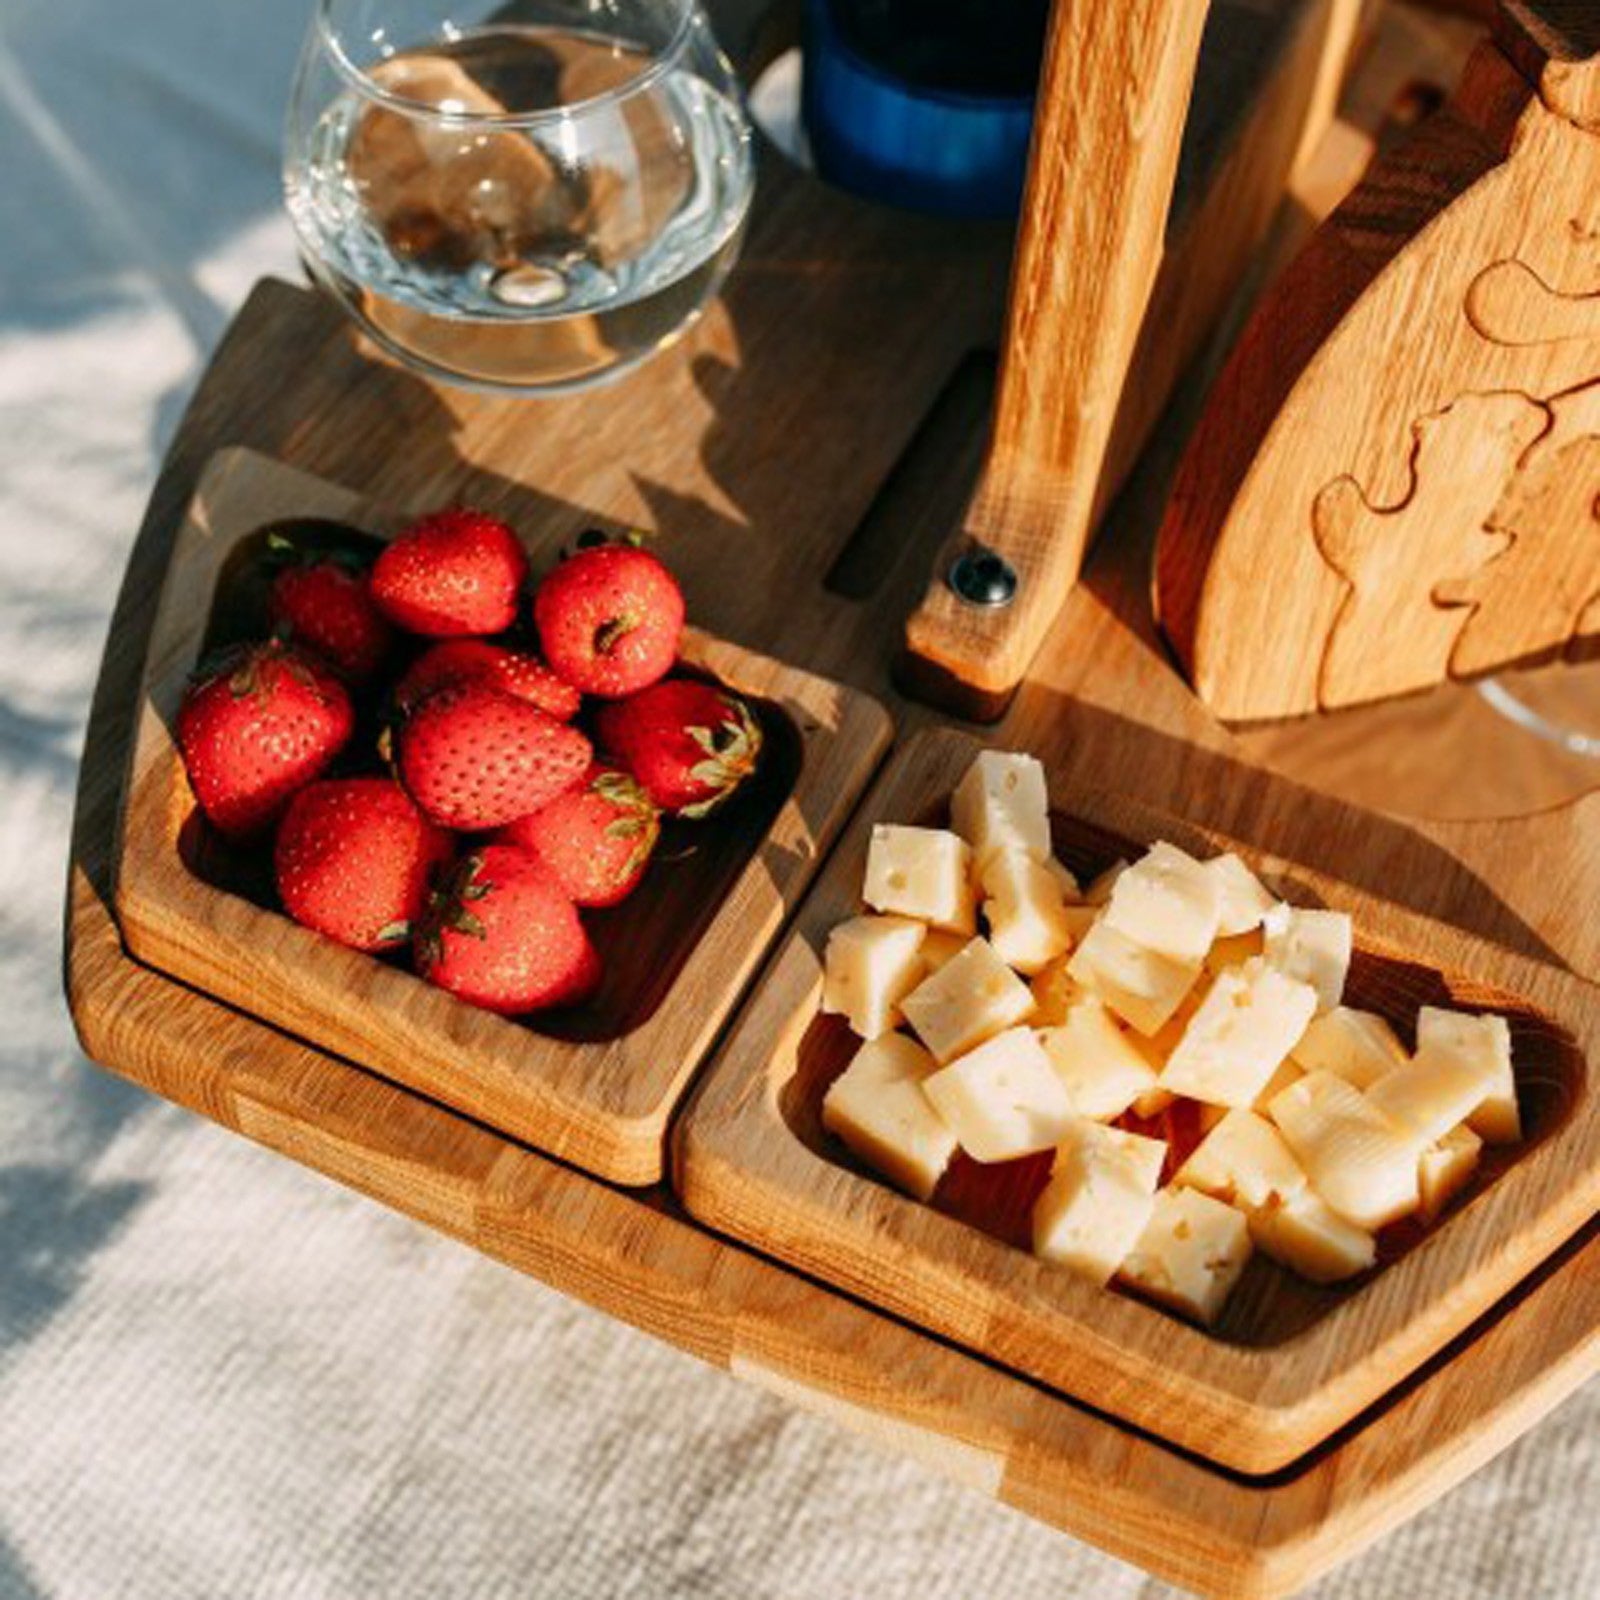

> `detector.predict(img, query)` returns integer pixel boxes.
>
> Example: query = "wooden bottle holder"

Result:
[65,2,1600,1594]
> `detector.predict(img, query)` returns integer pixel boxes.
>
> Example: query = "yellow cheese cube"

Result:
[862,824,976,934]
[1103,841,1221,965]
[900,937,1036,1063]
[1206,852,1277,937]
[821,915,927,1040]
[1250,1191,1376,1284]
[923,1027,1079,1163]
[1131,1086,1177,1118]
[1174,1109,1307,1212]
[979,848,1076,975]
[822,1034,958,1201]
[1418,1124,1483,1224]
[950,749,1052,867]
[1038,1000,1161,1121]
[1291,1005,1406,1090]
[1417,1008,1520,1144]
[1084,860,1129,906]
[918,927,968,976]
[1254,1056,1305,1110]
[1366,1044,1501,1148]
[1262,904,1353,1013]
[1067,920,1201,1036]
[1118,1188,1253,1326]
[1032,1123,1166,1284]
[1029,952,1089,1025]
[1159,957,1319,1108]
[1267,1071,1420,1230]
[1204,928,1265,975]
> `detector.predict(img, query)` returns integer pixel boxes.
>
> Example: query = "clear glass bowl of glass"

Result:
[284,0,754,395]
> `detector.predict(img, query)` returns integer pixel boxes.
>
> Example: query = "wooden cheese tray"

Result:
[113,448,890,1185]
[64,3,1600,1592]
[676,727,1598,1472]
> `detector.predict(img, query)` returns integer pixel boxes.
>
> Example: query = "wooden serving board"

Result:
[113,449,891,1186]
[675,727,1600,1473]
[61,4,1600,1592]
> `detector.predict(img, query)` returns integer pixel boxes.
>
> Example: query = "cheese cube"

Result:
[979,849,1076,975]
[1207,853,1277,937]
[863,825,976,934]
[1175,1109,1307,1212]
[1032,1123,1166,1284]
[1204,928,1265,975]
[1418,1124,1483,1224]
[1038,1000,1161,1121]
[1159,958,1319,1108]
[1366,1045,1501,1148]
[1045,857,1083,900]
[1068,920,1200,1036]
[1267,1071,1420,1230]
[822,1034,958,1201]
[1123,980,1210,1073]
[950,750,1051,867]
[1030,953,1089,1025]
[1250,1191,1376,1284]
[821,915,927,1040]
[1254,1056,1305,1110]
[1291,1005,1406,1090]
[1417,1008,1520,1144]
[922,1027,1079,1163]
[1131,1086,1177,1119]
[918,927,968,976]
[1084,860,1128,906]
[901,938,1035,1063]
[1102,842,1221,965]
[1117,1188,1253,1326]
[1262,904,1352,1013]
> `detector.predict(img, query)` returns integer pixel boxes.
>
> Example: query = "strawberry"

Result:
[416,845,600,1014]
[176,639,354,839]
[595,678,762,818]
[533,542,684,698]
[394,638,581,721]
[397,682,590,830]
[266,542,394,683]
[496,765,660,908]
[371,508,528,637]
[275,778,451,951]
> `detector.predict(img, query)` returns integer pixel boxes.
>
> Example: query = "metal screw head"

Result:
[947,548,1019,609]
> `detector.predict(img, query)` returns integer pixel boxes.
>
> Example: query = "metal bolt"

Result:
[947,548,1018,609]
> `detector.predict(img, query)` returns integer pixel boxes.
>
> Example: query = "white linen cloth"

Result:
[1,2,1596,1595]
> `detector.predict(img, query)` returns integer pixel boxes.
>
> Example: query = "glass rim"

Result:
[314,0,701,128]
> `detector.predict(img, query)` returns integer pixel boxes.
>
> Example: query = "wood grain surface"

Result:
[1156,2,1600,719]
[113,449,890,1185]
[62,6,1600,1594]
[675,727,1599,1474]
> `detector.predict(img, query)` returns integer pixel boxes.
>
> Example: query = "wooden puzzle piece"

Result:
[1468,260,1600,346]
[1441,379,1600,672]
[1313,392,1548,707]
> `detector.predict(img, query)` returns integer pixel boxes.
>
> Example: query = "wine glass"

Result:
[284,0,754,395]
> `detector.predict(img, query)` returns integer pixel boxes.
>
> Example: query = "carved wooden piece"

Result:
[1157,3,1600,719]
[114,449,893,1186]
[901,0,1369,718]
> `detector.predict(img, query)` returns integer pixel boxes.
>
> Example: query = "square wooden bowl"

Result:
[114,448,892,1186]
[673,728,1600,1472]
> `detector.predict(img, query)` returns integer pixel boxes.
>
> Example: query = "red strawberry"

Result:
[533,542,684,697]
[496,765,660,908]
[394,639,581,721]
[267,549,394,683]
[416,845,600,1014]
[595,679,762,818]
[177,640,354,839]
[397,682,590,830]
[275,778,451,951]
[371,509,528,637]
